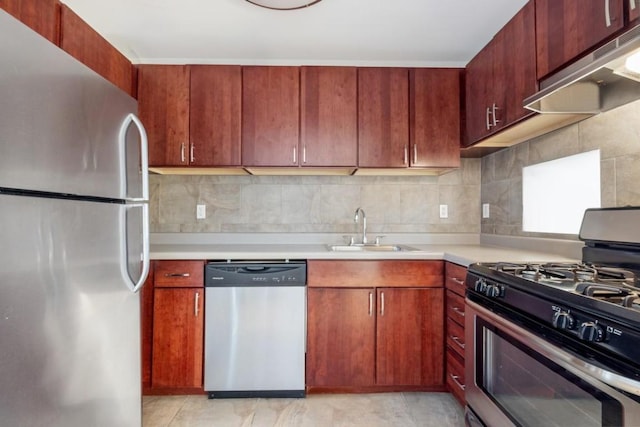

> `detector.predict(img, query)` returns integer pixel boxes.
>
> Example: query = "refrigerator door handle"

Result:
[121,203,150,293]
[119,113,149,201]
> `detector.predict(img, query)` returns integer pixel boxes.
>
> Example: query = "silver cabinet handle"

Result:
[485,107,492,130]
[302,146,307,164]
[452,277,465,285]
[190,143,195,163]
[452,306,465,318]
[449,373,465,391]
[413,144,418,164]
[194,292,200,317]
[605,0,612,27]
[180,142,186,163]
[368,292,373,316]
[292,146,297,164]
[380,292,385,316]
[165,273,190,277]
[631,0,637,10]
[451,336,465,350]
[491,103,500,127]
[403,145,408,165]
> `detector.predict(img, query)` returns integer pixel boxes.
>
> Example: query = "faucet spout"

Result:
[354,207,367,244]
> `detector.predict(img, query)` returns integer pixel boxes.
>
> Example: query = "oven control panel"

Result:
[474,278,505,298]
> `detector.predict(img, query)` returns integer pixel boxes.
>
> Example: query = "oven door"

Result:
[465,298,640,427]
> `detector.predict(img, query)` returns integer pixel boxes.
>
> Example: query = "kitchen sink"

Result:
[327,244,418,252]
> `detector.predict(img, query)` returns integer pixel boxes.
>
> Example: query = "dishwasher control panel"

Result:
[205,261,307,287]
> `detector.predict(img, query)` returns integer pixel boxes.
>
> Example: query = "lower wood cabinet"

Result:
[445,261,467,405]
[306,260,445,391]
[142,260,205,394]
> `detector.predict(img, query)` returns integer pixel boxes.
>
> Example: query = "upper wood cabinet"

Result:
[190,65,242,167]
[242,66,300,167]
[535,0,624,79]
[59,5,134,97]
[301,66,358,167]
[410,68,461,168]
[138,65,242,167]
[358,68,409,168]
[465,1,537,147]
[0,0,59,44]
[138,65,190,166]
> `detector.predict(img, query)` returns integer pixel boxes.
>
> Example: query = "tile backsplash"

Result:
[481,99,640,239]
[150,159,481,234]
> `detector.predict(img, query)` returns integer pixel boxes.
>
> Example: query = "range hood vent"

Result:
[525,24,640,114]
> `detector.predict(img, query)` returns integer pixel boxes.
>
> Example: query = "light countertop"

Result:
[150,240,577,267]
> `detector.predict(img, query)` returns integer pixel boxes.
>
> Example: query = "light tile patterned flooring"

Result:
[142,392,465,427]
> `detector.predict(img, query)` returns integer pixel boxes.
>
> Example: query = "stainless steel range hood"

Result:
[525,24,640,114]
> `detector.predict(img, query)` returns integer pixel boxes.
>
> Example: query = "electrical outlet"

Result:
[196,204,206,219]
[439,204,448,219]
[482,203,490,219]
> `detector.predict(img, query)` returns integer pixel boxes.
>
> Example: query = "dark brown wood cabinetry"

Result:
[631,1,640,23]
[242,66,300,167]
[306,260,444,392]
[301,66,358,167]
[143,260,205,394]
[410,68,461,168]
[59,5,135,97]
[358,68,409,168]
[190,65,242,166]
[465,1,536,146]
[444,262,467,406]
[139,65,242,168]
[138,65,191,167]
[0,0,59,44]
[535,0,624,80]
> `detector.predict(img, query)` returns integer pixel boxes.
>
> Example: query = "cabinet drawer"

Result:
[307,260,444,288]
[446,317,465,358]
[154,260,204,287]
[446,349,465,405]
[445,262,467,296]
[446,290,465,325]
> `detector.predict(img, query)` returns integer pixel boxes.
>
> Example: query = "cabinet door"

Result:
[242,66,300,167]
[190,65,242,166]
[409,68,461,168]
[301,66,357,167]
[376,288,444,386]
[151,288,204,388]
[59,5,134,97]
[0,0,59,44]
[138,65,190,166]
[500,1,537,126]
[464,44,494,146]
[536,0,624,79]
[140,266,154,390]
[358,68,409,167]
[306,288,375,387]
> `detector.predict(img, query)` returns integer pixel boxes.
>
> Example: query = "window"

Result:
[522,150,601,234]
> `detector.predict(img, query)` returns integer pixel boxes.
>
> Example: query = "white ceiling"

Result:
[61,0,528,67]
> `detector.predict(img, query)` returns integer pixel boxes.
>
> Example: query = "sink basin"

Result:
[327,244,417,252]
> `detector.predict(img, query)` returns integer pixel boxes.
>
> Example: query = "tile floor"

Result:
[142,392,465,427]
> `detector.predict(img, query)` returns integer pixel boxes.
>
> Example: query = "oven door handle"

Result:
[468,299,640,397]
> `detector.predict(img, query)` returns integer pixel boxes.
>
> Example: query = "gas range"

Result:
[467,207,640,370]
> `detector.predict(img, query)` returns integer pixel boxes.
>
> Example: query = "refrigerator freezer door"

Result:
[0,10,142,201]
[0,194,141,427]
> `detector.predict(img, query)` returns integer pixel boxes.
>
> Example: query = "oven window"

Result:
[480,325,622,427]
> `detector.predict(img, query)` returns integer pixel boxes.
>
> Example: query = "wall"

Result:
[481,99,640,239]
[150,158,481,234]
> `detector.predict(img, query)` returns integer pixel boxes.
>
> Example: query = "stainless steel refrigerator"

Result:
[0,10,149,427]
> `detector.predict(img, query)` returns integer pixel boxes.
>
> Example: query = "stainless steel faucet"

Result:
[354,207,367,244]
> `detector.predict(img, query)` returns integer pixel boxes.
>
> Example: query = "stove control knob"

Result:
[579,322,605,342]
[552,311,575,330]
[485,284,503,298]
[474,278,487,293]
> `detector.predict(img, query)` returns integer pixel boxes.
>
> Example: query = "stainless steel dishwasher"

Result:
[204,261,306,398]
